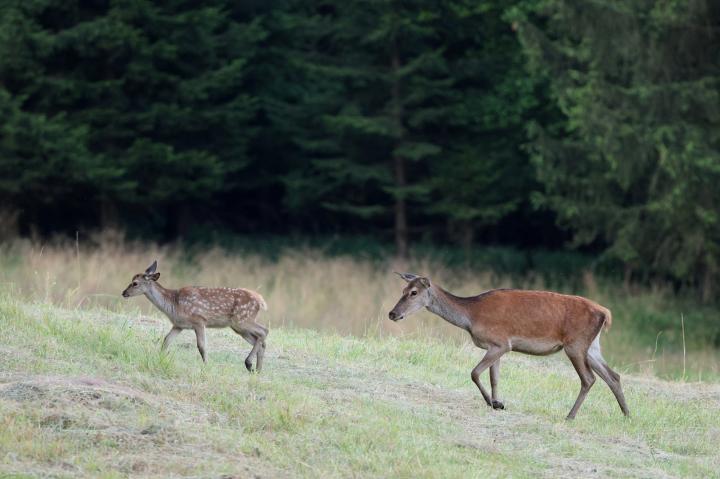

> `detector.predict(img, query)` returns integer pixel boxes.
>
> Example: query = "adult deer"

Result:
[122,261,269,372]
[388,273,629,419]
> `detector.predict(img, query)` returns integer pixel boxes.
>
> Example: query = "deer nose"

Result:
[388,311,397,320]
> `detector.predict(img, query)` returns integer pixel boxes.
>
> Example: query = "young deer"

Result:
[122,261,269,372]
[388,273,629,419]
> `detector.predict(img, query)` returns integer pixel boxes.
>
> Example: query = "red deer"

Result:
[388,272,629,419]
[122,261,269,372]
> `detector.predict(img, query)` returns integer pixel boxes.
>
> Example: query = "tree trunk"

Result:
[0,205,20,241]
[623,264,633,293]
[394,155,408,259]
[461,220,474,264]
[175,203,194,238]
[701,264,714,303]
[99,197,119,231]
[391,40,408,259]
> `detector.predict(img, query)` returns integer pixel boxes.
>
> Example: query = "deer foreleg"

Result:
[161,326,182,351]
[489,361,504,409]
[471,346,508,409]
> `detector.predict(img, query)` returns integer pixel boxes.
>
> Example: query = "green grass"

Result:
[1,293,718,478]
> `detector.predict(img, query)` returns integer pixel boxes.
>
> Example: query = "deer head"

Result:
[388,272,432,321]
[122,260,161,297]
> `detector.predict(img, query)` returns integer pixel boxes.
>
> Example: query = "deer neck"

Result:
[426,286,473,332]
[144,282,178,318]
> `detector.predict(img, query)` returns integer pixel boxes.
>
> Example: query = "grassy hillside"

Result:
[1,293,718,478]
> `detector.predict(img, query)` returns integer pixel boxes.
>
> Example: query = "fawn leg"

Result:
[231,324,260,372]
[255,336,267,372]
[252,323,268,372]
[232,322,268,372]
[246,337,263,372]
[161,326,182,351]
[193,324,207,363]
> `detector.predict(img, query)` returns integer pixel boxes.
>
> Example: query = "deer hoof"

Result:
[245,359,254,372]
[491,400,505,410]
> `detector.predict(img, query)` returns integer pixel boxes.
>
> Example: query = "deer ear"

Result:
[145,260,158,275]
[418,277,431,288]
[147,272,160,281]
[394,272,419,282]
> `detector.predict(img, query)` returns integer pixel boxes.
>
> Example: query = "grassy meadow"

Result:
[1,235,720,477]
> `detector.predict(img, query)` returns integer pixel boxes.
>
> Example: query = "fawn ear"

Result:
[146,272,160,281]
[394,272,419,282]
[145,260,158,275]
[418,277,431,288]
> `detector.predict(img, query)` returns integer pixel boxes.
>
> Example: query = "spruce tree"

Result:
[0,0,262,235]
[427,0,541,250]
[514,0,720,297]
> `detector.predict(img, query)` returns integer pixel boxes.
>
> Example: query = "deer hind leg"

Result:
[489,361,504,410]
[254,324,268,372]
[471,346,508,409]
[233,328,257,372]
[231,322,268,373]
[587,335,630,417]
[565,344,596,420]
[193,324,207,363]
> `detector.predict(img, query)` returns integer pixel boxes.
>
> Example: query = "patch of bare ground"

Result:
[0,374,280,478]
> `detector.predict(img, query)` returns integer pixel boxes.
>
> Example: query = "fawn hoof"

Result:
[245,359,254,372]
[491,400,504,410]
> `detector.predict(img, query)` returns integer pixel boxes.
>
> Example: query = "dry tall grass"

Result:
[0,232,537,338]
[0,233,492,334]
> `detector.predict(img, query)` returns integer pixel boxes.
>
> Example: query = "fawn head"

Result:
[388,272,432,321]
[122,260,161,297]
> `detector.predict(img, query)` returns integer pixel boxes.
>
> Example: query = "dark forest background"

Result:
[2,0,720,298]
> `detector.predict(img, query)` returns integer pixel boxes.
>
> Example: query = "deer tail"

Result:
[253,291,268,311]
[600,306,612,331]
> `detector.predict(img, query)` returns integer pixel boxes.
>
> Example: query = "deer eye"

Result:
[132,282,138,286]
[410,290,418,296]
